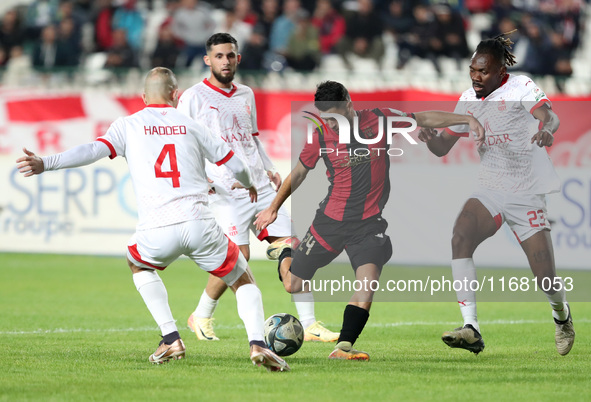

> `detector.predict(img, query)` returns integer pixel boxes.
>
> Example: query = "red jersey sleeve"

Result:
[299,128,321,169]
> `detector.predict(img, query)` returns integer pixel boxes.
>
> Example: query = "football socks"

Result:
[337,304,369,345]
[451,258,479,332]
[277,248,292,281]
[544,279,569,321]
[132,270,178,336]
[162,330,181,345]
[193,289,219,319]
[293,292,316,329]
[235,283,265,343]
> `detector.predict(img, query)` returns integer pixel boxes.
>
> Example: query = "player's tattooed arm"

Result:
[531,104,559,147]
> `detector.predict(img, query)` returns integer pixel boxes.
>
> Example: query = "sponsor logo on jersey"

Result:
[220,132,252,143]
[533,87,546,102]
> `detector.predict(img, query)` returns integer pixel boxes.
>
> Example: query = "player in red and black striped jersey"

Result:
[255,81,484,360]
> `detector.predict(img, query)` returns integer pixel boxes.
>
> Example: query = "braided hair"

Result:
[474,30,517,67]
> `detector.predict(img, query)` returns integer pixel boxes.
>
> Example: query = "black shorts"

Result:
[291,213,393,280]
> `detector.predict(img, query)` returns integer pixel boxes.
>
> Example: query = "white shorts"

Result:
[471,189,551,243]
[126,219,247,286]
[209,185,292,246]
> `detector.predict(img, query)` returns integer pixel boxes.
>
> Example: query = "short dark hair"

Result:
[314,81,350,111]
[475,31,517,68]
[206,33,238,52]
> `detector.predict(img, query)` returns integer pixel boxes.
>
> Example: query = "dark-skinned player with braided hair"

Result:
[418,31,575,356]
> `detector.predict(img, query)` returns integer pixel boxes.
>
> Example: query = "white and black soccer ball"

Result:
[264,313,304,357]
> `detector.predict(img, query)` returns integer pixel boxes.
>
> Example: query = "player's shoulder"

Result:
[459,87,477,101]
[179,80,206,99]
[509,74,537,86]
[233,81,254,96]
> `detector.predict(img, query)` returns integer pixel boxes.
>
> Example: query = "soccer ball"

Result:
[263,313,304,357]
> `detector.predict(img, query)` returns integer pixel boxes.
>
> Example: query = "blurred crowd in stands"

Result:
[0,0,586,91]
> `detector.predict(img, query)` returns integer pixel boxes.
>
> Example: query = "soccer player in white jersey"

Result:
[418,33,575,356]
[15,67,289,371]
[177,33,338,343]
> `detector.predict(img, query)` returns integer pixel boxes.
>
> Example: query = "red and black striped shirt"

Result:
[299,108,413,221]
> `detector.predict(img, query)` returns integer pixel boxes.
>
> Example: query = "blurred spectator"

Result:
[171,0,215,67]
[112,0,145,51]
[431,5,469,69]
[55,1,84,36]
[464,0,493,13]
[396,4,439,72]
[31,24,70,69]
[3,45,33,85]
[57,17,81,66]
[215,9,252,47]
[240,24,267,70]
[311,0,345,55]
[519,17,553,77]
[94,0,116,51]
[285,9,321,71]
[269,0,303,55]
[234,0,258,26]
[258,0,280,39]
[0,47,6,67]
[105,28,137,68]
[382,0,413,39]
[25,0,60,40]
[151,24,179,68]
[0,9,25,64]
[336,0,384,70]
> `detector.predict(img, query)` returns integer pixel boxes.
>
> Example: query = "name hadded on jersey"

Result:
[144,125,187,136]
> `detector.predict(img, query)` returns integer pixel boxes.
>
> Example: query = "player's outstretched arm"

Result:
[16,148,44,177]
[254,161,308,231]
[531,104,560,147]
[16,141,112,177]
[418,128,461,157]
[253,136,282,191]
[414,111,485,147]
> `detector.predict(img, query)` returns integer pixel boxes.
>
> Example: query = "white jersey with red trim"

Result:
[98,105,233,230]
[177,79,266,199]
[447,74,560,195]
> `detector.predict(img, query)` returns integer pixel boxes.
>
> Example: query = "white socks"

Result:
[293,292,316,329]
[544,278,569,321]
[193,289,219,319]
[451,258,479,332]
[133,270,177,336]
[235,284,265,342]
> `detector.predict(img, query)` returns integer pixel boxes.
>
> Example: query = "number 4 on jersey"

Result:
[155,144,180,187]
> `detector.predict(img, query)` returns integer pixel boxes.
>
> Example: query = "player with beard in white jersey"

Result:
[16,67,289,371]
[418,32,574,356]
[178,33,338,343]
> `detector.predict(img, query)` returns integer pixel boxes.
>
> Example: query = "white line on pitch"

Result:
[2,318,589,335]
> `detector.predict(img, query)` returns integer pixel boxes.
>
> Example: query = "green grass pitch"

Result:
[1,253,589,401]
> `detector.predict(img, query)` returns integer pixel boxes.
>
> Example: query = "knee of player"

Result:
[127,258,142,273]
[451,230,474,254]
[238,245,250,261]
[283,279,294,294]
